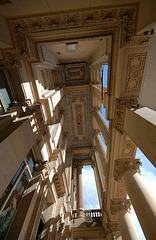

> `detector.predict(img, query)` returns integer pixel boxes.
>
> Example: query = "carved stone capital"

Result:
[66,148,72,154]
[91,160,95,168]
[107,221,119,233]
[114,159,142,180]
[93,129,101,137]
[110,199,131,215]
[114,98,138,133]
[73,160,83,169]
[63,131,68,137]
[91,146,97,155]
[94,107,101,113]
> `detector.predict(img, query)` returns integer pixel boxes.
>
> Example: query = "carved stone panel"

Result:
[124,53,146,93]
[114,180,127,199]
[120,133,136,159]
[114,98,138,133]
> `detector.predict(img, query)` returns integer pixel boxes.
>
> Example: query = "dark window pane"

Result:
[0,169,30,239]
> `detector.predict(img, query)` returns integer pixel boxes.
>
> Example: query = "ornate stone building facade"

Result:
[0,0,156,239]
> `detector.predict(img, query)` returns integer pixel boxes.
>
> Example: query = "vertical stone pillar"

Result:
[92,160,103,208]
[75,161,84,218]
[111,199,139,240]
[93,147,105,191]
[107,221,121,240]
[114,159,156,240]
[71,165,76,211]
[123,107,156,167]
[94,108,109,145]
[94,130,107,178]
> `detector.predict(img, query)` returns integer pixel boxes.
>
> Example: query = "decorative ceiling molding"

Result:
[7,5,137,58]
[64,91,92,148]
[61,62,89,86]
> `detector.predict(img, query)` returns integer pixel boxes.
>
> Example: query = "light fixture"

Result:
[66,42,78,52]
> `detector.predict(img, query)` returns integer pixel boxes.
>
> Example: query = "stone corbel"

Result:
[114,97,138,133]
[107,221,119,233]
[110,199,131,215]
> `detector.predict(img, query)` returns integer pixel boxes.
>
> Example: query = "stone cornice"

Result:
[114,158,142,180]
[0,5,137,68]
[110,199,131,215]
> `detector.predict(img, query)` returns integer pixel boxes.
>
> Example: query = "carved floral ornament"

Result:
[0,5,136,66]
[110,199,131,215]
[114,158,142,180]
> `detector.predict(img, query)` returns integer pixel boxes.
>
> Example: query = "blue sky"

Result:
[82,64,156,239]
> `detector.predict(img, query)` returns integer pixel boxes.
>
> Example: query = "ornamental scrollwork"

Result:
[114,158,142,180]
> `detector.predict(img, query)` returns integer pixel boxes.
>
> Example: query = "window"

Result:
[0,69,13,109]
[0,149,36,239]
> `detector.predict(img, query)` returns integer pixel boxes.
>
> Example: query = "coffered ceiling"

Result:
[41,38,107,64]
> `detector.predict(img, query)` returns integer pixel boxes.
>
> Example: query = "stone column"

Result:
[92,160,103,208]
[94,130,108,178]
[50,113,64,151]
[93,147,105,191]
[107,222,121,240]
[75,161,84,218]
[91,84,108,107]
[94,108,109,145]
[114,159,156,240]
[71,166,77,212]
[123,107,156,167]
[111,199,139,240]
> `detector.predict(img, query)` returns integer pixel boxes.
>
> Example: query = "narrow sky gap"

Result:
[82,166,100,210]
[102,64,108,88]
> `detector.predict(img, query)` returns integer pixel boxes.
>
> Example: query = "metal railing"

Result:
[84,209,102,218]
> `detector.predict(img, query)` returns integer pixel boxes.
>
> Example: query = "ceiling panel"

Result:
[64,92,92,148]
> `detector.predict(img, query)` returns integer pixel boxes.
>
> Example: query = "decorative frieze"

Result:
[110,199,131,215]
[114,159,142,180]
[5,6,136,59]
[114,97,138,133]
